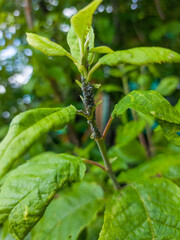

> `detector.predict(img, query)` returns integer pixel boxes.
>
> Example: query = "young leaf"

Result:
[67,26,81,64]
[99,178,180,239]
[71,0,102,48]
[87,27,95,65]
[112,90,180,145]
[0,105,76,178]
[90,46,114,54]
[99,47,180,66]
[0,152,86,240]
[118,154,180,184]
[67,26,95,64]
[26,33,69,57]
[156,76,179,96]
[32,182,104,240]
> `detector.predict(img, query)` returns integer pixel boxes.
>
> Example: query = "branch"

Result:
[103,116,113,139]
[24,0,33,29]
[84,159,107,171]
[95,138,121,189]
[80,75,120,190]
[154,0,165,20]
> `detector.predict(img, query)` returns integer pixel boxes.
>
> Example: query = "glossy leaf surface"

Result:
[112,90,180,145]
[32,182,104,240]
[0,152,86,240]
[67,26,95,64]
[99,47,180,66]
[67,26,81,63]
[90,46,114,54]
[71,0,102,44]
[26,33,69,56]
[99,178,180,240]
[112,90,180,123]
[0,105,76,178]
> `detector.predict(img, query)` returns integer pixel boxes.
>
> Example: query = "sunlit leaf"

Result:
[112,90,180,145]
[99,178,180,239]
[90,46,114,54]
[71,0,102,46]
[99,47,180,66]
[67,26,81,63]
[32,182,104,240]
[112,90,180,123]
[0,105,76,178]
[26,33,69,56]
[87,27,95,65]
[0,152,86,240]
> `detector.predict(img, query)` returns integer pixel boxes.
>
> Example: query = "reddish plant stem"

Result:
[84,159,107,172]
[103,116,113,139]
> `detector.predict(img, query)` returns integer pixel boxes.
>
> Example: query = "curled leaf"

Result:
[0,105,76,178]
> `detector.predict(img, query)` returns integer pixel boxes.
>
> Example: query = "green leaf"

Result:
[175,99,180,113]
[90,46,114,54]
[108,140,146,171]
[26,33,70,57]
[0,152,86,240]
[110,65,137,78]
[0,125,9,141]
[32,182,104,240]
[71,0,102,46]
[99,47,180,66]
[115,120,146,147]
[86,216,104,240]
[159,120,180,146]
[87,27,95,65]
[156,76,179,96]
[99,178,180,240]
[67,26,81,64]
[112,90,180,123]
[137,74,152,90]
[0,224,15,240]
[112,90,180,144]
[67,26,95,65]
[100,84,123,93]
[118,154,180,184]
[0,105,76,178]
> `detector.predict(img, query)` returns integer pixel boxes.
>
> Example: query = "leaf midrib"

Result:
[130,185,155,240]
